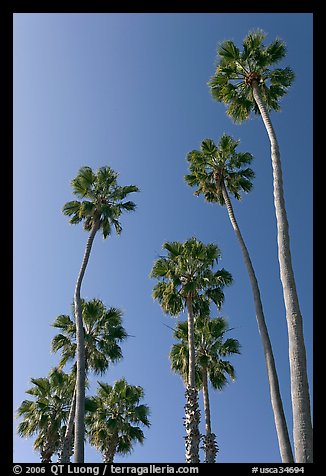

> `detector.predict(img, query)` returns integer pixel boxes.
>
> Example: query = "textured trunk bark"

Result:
[40,453,52,463]
[40,436,56,463]
[201,368,218,463]
[183,295,200,463]
[184,385,201,463]
[252,81,313,463]
[74,220,100,463]
[40,449,53,464]
[221,181,294,462]
[102,432,119,463]
[59,385,76,462]
[202,433,218,464]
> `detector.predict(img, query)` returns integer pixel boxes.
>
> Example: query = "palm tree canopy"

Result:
[16,368,75,452]
[185,133,255,205]
[51,298,127,374]
[208,29,295,123]
[62,165,139,238]
[151,237,233,316]
[170,316,240,390]
[86,378,150,457]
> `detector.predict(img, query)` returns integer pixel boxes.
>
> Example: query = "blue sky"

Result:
[13,13,313,463]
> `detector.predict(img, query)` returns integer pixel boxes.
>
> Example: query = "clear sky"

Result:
[13,13,313,463]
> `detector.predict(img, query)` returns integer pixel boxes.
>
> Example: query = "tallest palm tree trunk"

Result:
[252,81,313,463]
[221,181,294,463]
[74,219,100,463]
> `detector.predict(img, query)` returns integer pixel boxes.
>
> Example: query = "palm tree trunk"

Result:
[201,368,218,463]
[40,450,53,464]
[201,368,211,435]
[184,295,200,463]
[41,436,56,463]
[59,385,76,462]
[40,447,53,463]
[74,219,100,463]
[252,81,313,463]
[186,295,196,389]
[102,432,119,463]
[221,181,294,463]
[184,386,200,464]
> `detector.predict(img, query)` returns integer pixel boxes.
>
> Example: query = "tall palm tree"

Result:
[16,368,75,463]
[62,165,139,462]
[51,298,127,462]
[151,237,232,462]
[86,379,150,462]
[208,30,312,463]
[170,315,240,463]
[185,134,294,462]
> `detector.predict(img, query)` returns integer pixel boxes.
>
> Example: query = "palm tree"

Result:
[51,298,127,462]
[208,30,312,463]
[86,379,150,462]
[170,315,240,463]
[185,134,294,462]
[16,368,75,463]
[62,165,139,462]
[151,237,232,462]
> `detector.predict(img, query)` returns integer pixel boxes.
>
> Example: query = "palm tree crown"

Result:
[170,315,240,390]
[62,165,139,238]
[151,237,233,316]
[86,379,150,462]
[185,133,255,205]
[208,29,295,123]
[16,368,75,462]
[51,298,127,374]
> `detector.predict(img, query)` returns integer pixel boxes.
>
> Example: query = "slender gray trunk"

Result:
[201,368,218,463]
[221,181,294,463]
[74,220,100,463]
[252,81,313,463]
[186,295,196,389]
[183,295,200,463]
[201,368,211,435]
[59,385,76,462]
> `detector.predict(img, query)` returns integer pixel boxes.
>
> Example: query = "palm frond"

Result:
[52,314,75,332]
[120,200,137,212]
[243,29,266,53]
[217,40,240,62]
[51,333,73,353]
[265,38,287,65]
[71,166,96,198]
[226,95,253,123]
[62,200,82,217]
[269,66,295,87]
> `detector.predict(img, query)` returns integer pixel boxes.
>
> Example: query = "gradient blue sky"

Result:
[13,13,313,463]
